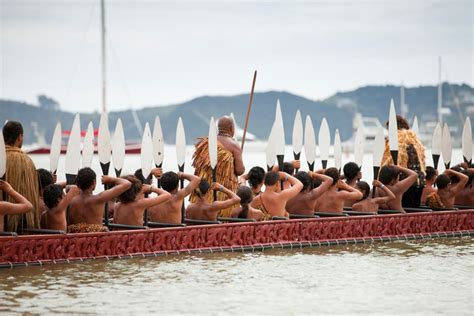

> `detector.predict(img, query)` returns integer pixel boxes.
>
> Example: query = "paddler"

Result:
[426,168,469,209]
[190,116,245,217]
[0,179,33,232]
[381,115,426,207]
[2,121,40,232]
[67,167,132,233]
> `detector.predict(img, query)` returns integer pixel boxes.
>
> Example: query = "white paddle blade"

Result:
[50,122,62,172]
[333,129,342,170]
[373,127,385,167]
[141,123,153,179]
[152,116,164,166]
[304,115,316,164]
[266,121,277,168]
[208,117,218,169]
[462,117,472,163]
[388,98,398,152]
[274,99,285,155]
[354,124,365,167]
[176,117,186,167]
[112,118,125,172]
[0,130,6,178]
[412,116,419,136]
[442,123,452,166]
[82,122,95,168]
[229,112,237,141]
[98,112,112,164]
[65,114,82,175]
[292,110,303,155]
[318,118,330,162]
[431,122,442,155]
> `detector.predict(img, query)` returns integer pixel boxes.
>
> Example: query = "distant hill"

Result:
[1,83,472,145]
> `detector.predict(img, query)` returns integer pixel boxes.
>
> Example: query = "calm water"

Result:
[1,238,472,315]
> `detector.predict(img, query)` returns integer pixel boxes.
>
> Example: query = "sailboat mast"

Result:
[437,56,442,123]
[101,0,107,114]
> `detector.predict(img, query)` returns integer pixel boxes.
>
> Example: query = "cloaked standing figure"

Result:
[190,116,245,217]
[1,121,40,232]
[381,115,426,207]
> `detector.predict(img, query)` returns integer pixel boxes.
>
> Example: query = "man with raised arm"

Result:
[190,116,245,217]
[426,168,469,209]
[186,180,240,221]
[148,171,201,224]
[352,180,396,213]
[455,167,474,206]
[286,170,332,216]
[0,180,33,232]
[376,165,418,212]
[68,167,132,233]
[238,166,265,196]
[316,168,363,213]
[41,184,80,231]
[250,171,303,219]
[114,175,171,226]
[421,166,437,205]
[2,121,39,231]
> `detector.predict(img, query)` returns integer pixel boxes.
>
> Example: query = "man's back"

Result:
[286,191,316,215]
[455,187,474,205]
[114,201,144,226]
[148,195,183,224]
[186,202,215,221]
[317,190,346,213]
[69,195,104,225]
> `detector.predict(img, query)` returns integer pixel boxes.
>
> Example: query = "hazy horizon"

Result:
[1,0,472,112]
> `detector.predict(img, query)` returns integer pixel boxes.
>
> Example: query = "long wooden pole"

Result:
[241,70,257,151]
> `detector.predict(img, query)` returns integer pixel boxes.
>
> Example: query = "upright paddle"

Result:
[431,122,442,170]
[372,127,385,197]
[50,122,62,174]
[241,70,257,151]
[208,117,218,201]
[304,115,316,171]
[265,122,277,171]
[462,117,472,165]
[152,116,164,187]
[65,114,81,185]
[318,118,330,169]
[230,113,238,142]
[176,117,186,223]
[333,129,342,171]
[82,122,94,168]
[412,116,419,136]
[141,123,154,225]
[388,98,399,165]
[0,129,6,180]
[98,112,112,227]
[274,100,285,176]
[441,123,452,169]
[354,122,364,168]
[112,118,125,177]
[292,110,303,172]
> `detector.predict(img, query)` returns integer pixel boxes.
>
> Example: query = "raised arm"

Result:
[278,172,303,201]
[445,169,469,194]
[96,176,132,203]
[56,185,81,211]
[371,180,396,205]
[176,173,201,199]
[309,171,332,199]
[336,180,363,201]
[0,180,33,215]
[393,166,418,194]
[238,173,248,186]
[210,183,240,211]
[230,142,245,176]
[137,186,171,209]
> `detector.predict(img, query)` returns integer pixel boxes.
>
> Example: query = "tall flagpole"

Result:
[101,0,107,113]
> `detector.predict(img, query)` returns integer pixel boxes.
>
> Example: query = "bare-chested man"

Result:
[316,168,363,213]
[271,161,301,189]
[250,171,303,218]
[426,169,468,209]
[455,168,474,206]
[186,180,240,221]
[286,170,332,216]
[231,186,265,221]
[421,166,437,205]
[148,171,200,224]
[352,180,396,213]
[239,166,265,196]
[114,175,171,226]
[37,168,55,218]
[376,165,418,212]
[68,167,132,233]
[41,184,80,231]
[0,179,33,232]
[343,162,362,187]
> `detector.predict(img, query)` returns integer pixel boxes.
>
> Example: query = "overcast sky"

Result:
[0,0,472,112]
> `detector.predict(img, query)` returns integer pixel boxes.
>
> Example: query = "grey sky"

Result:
[1,0,472,112]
